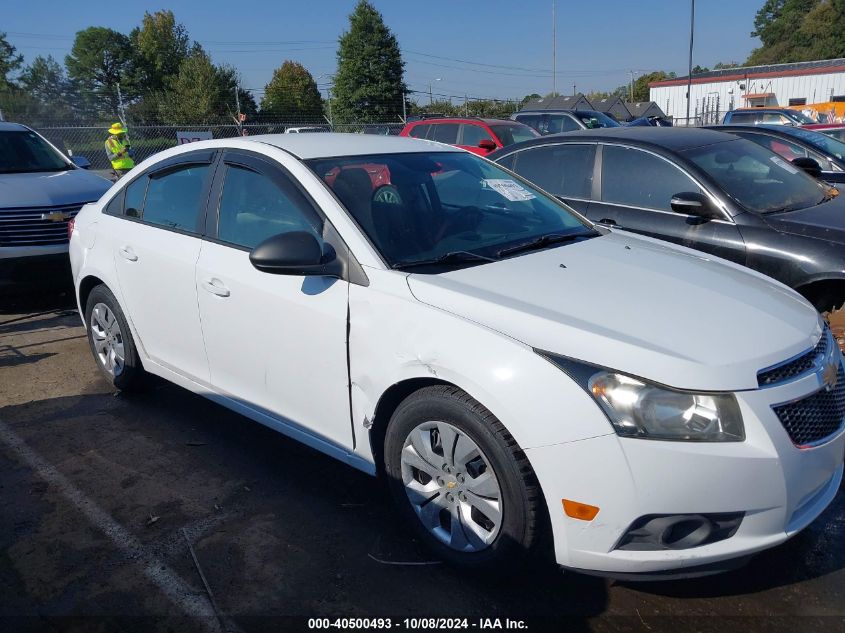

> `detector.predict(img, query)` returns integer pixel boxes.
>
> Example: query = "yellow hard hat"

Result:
[108,122,126,135]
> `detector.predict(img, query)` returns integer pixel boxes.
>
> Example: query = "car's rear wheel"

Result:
[384,385,543,568]
[85,285,142,390]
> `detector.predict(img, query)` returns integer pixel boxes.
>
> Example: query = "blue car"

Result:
[0,122,112,291]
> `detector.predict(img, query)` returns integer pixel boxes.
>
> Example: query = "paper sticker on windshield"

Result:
[482,179,536,201]
[771,155,800,174]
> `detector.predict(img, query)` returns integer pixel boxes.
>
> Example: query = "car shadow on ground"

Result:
[0,384,609,630]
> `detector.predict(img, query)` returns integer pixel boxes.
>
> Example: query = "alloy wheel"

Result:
[400,421,502,552]
[90,302,125,377]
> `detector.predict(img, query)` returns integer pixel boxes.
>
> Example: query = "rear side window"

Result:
[142,164,211,232]
[217,165,322,249]
[728,112,757,124]
[124,176,148,218]
[408,124,430,139]
[511,144,595,199]
[601,145,702,211]
[514,114,542,132]
[430,123,459,144]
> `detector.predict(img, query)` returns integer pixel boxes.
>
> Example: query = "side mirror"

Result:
[791,156,823,179]
[249,231,342,277]
[71,155,91,169]
[478,139,497,152]
[670,192,719,220]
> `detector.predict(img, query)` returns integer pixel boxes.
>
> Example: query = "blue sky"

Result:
[3,0,764,103]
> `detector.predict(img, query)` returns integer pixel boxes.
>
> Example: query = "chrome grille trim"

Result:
[0,203,85,247]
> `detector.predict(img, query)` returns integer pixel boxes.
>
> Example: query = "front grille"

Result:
[0,203,84,247]
[758,327,831,387]
[772,365,845,446]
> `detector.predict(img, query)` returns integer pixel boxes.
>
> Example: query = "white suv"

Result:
[69,133,844,577]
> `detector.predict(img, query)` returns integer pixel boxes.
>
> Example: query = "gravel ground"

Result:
[0,287,843,633]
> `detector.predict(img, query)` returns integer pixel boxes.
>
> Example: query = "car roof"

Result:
[489,126,739,155]
[205,133,463,160]
[0,122,32,132]
[405,117,516,126]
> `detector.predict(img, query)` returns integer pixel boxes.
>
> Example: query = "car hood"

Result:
[407,231,821,391]
[0,169,112,209]
[762,195,845,244]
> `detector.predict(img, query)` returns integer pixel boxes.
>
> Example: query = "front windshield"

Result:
[777,126,845,161]
[489,123,540,147]
[682,138,828,214]
[308,151,596,270]
[575,111,620,128]
[0,129,70,174]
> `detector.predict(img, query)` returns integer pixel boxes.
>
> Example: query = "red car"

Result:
[399,117,539,156]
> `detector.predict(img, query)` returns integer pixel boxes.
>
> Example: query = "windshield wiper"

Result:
[391,250,496,270]
[496,231,597,258]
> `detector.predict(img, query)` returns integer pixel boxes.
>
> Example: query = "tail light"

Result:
[68,217,76,240]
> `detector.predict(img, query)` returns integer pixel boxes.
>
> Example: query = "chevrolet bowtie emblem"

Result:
[41,210,72,222]
[822,361,839,391]
[446,481,457,489]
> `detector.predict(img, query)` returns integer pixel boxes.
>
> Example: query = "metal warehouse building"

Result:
[649,58,845,125]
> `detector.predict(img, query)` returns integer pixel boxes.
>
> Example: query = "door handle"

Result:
[119,245,138,261]
[597,218,620,228]
[202,278,230,297]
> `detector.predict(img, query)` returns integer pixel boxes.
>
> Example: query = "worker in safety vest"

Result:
[105,122,134,178]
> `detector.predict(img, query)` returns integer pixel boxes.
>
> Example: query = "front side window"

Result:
[682,138,828,214]
[143,164,210,232]
[546,115,581,134]
[0,130,69,174]
[510,144,595,199]
[217,165,322,249]
[308,151,595,270]
[461,124,493,147]
[601,146,703,212]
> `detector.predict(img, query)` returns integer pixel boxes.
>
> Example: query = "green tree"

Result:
[260,61,323,119]
[747,0,820,64]
[217,63,258,117]
[65,27,136,116]
[17,55,76,119]
[0,31,23,89]
[800,0,845,60]
[332,0,407,122]
[158,49,239,124]
[714,61,741,69]
[130,10,191,93]
[692,65,710,74]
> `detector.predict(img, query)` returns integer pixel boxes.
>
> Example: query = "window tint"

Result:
[104,189,125,216]
[461,124,492,146]
[217,165,322,249]
[430,123,459,144]
[408,124,430,139]
[143,164,210,232]
[511,144,595,199]
[124,176,148,218]
[729,112,757,124]
[496,154,517,171]
[547,114,581,134]
[736,132,809,162]
[601,146,702,211]
[513,114,542,133]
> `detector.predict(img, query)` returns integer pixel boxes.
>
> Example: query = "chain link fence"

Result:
[28,121,406,171]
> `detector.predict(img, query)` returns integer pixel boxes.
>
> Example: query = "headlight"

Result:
[536,351,744,442]
[588,371,744,442]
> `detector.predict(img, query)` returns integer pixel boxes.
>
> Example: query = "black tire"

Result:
[84,284,143,390]
[384,385,543,568]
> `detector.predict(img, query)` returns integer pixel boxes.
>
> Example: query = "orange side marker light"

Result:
[562,499,600,521]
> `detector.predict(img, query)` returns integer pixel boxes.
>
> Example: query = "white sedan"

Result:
[69,133,844,577]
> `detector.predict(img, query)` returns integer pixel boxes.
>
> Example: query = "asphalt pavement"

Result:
[1,287,843,633]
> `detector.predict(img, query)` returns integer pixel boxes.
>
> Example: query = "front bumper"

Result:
[527,363,845,575]
[0,249,72,291]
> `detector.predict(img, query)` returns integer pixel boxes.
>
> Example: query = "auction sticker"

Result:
[482,179,536,201]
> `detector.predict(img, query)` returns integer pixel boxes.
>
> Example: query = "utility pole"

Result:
[552,0,557,97]
[116,83,127,127]
[573,84,576,96]
[401,91,407,124]
[630,71,635,102]
[235,83,243,135]
[686,0,695,126]
[464,94,468,116]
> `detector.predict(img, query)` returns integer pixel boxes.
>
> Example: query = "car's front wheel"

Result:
[384,385,543,568]
[84,285,143,390]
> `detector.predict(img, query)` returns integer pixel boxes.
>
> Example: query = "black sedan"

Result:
[488,127,845,312]
[713,124,845,185]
